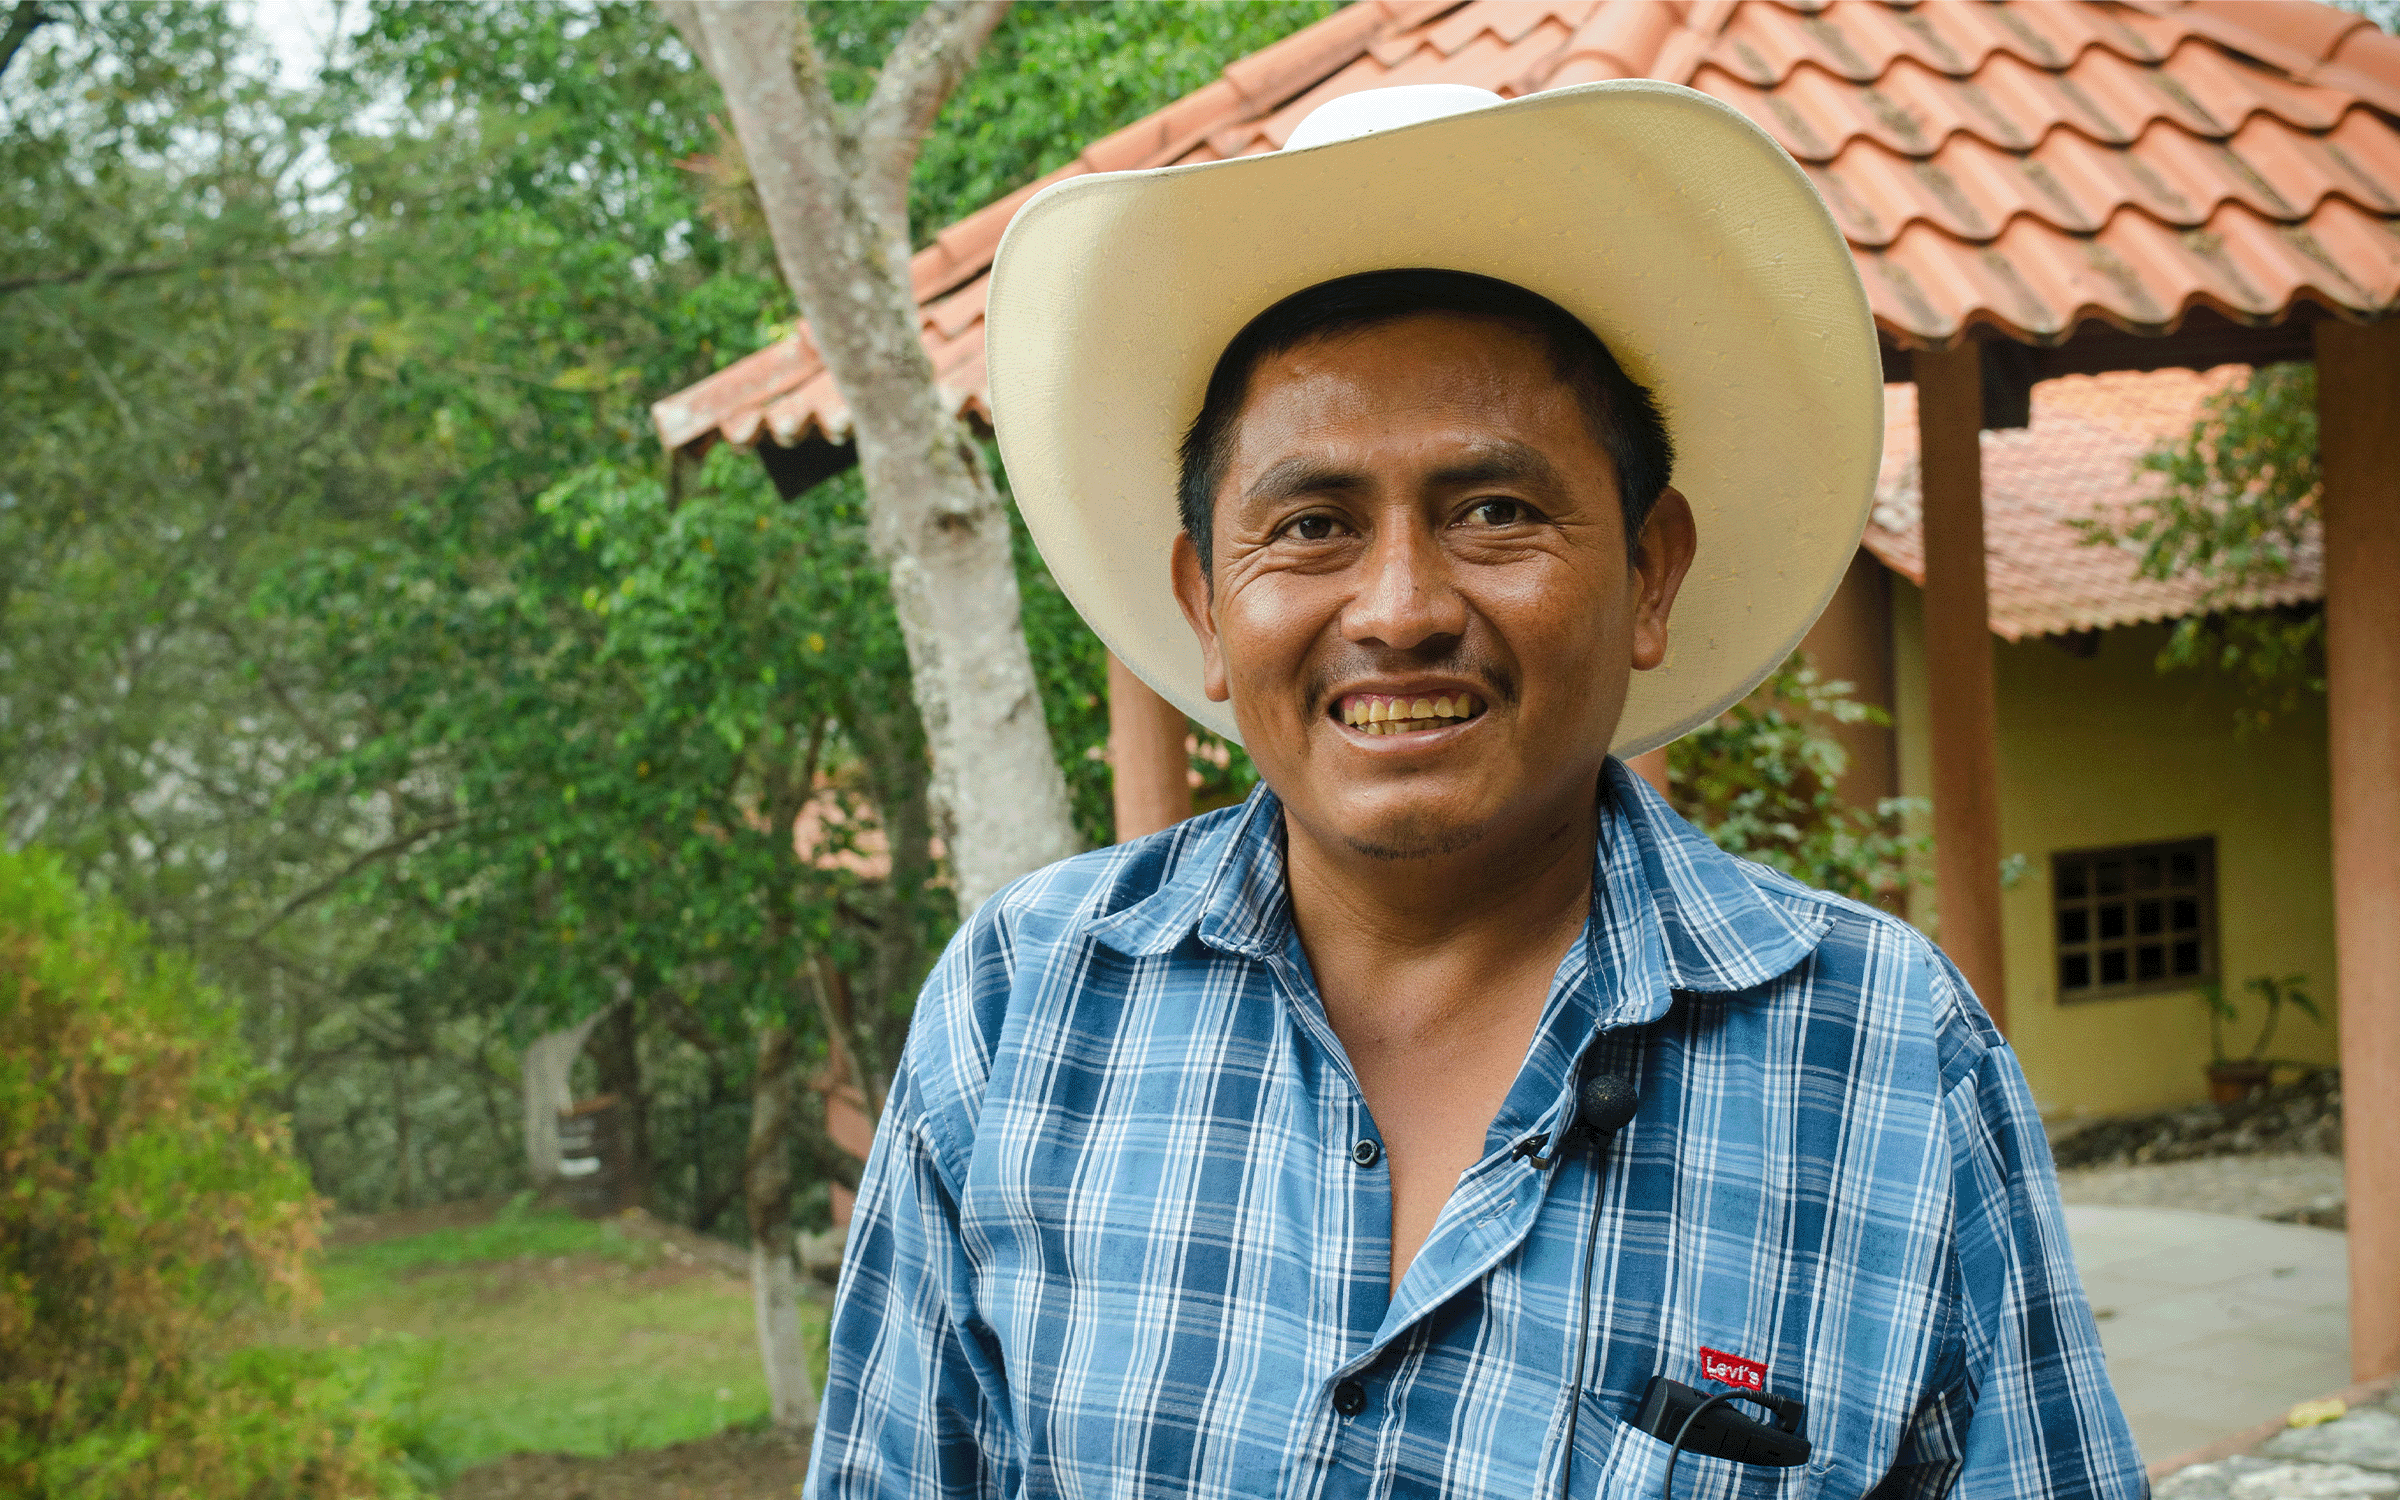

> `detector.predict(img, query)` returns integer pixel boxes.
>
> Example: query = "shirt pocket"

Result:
[1569,1393,1820,1500]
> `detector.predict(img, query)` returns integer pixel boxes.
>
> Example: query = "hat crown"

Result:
[1282,84,1504,153]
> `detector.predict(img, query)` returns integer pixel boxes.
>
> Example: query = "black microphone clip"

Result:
[1515,1073,1641,1169]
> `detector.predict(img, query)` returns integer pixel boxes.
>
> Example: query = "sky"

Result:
[244,0,366,88]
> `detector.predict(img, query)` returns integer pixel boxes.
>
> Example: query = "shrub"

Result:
[0,844,422,1498]
[1667,655,1924,907]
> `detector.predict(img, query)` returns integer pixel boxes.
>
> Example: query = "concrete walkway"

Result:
[2066,1204,2352,1463]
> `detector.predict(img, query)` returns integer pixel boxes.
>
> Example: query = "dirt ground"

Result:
[443,1428,808,1500]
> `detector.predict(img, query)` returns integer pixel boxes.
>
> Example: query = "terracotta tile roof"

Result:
[652,0,2400,459]
[1864,364,2323,639]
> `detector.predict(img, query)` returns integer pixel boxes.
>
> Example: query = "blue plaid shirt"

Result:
[808,762,2143,1499]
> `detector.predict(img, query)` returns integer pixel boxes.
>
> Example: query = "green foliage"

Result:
[0,842,420,1497]
[1667,656,1923,907]
[2199,972,2321,1064]
[3,0,1321,1230]
[807,0,1343,246]
[2075,363,2322,732]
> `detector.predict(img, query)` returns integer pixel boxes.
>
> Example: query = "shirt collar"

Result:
[1083,758,1829,994]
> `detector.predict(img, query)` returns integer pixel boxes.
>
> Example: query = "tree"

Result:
[658,0,1080,917]
[0,842,421,1499]
[1667,656,1923,908]
[2074,363,2322,733]
[4,0,1331,1458]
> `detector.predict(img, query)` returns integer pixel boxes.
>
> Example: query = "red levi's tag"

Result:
[1699,1346,1767,1391]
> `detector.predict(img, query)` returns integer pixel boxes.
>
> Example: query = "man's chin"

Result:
[1330,808,1497,863]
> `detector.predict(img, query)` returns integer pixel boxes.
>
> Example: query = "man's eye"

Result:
[1285,514,1339,541]
[1466,499,1530,527]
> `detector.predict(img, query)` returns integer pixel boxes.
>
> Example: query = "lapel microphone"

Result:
[1511,1074,1641,1170]
[1542,1067,1640,1500]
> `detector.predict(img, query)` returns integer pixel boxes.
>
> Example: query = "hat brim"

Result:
[986,80,1882,756]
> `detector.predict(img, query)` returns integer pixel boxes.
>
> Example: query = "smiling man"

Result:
[808,84,2143,1500]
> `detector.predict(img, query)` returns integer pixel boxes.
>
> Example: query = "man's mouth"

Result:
[1335,692,1486,737]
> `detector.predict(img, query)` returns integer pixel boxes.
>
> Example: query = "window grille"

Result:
[2052,838,2217,1002]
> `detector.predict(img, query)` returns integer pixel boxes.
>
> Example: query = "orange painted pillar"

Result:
[1107,653,1193,842]
[1798,551,1899,814]
[1625,748,1672,799]
[2316,317,2400,1382]
[1916,344,2007,1033]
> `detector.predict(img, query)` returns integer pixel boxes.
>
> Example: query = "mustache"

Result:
[1304,645,1517,711]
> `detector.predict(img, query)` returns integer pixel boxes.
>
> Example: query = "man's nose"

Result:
[1340,519,1467,652]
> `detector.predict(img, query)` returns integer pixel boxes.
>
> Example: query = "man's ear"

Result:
[1629,488,1697,674]
[1170,531,1231,703]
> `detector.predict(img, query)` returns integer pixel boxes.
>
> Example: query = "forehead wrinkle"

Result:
[1237,455,1368,510]
[1426,439,1569,495]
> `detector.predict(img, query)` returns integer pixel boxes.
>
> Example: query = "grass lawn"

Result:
[304,1200,824,1486]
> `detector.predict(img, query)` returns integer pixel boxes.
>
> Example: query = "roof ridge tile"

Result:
[656,0,2400,463]
[1554,0,1681,81]
[1219,1,1402,104]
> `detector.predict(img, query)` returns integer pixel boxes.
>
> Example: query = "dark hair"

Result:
[1175,268,1674,575]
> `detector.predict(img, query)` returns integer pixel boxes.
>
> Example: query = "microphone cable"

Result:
[1660,1392,1744,1500]
[1553,1159,1608,1500]
[1550,1072,1641,1500]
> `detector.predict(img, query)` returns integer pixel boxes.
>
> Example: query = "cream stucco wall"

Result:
[1890,580,2339,1119]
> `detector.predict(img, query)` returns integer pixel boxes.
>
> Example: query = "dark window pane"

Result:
[2136,900,2164,936]
[2096,860,2126,896]
[2170,850,2200,885]
[2136,944,2166,980]
[2101,948,2128,985]
[2172,898,2200,932]
[2061,953,2091,989]
[2098,904,2127,941]
[2058,861,2089,899]
[2172,940,2202,975]
[2132,855,2163,891]
[2059,909,2089,944]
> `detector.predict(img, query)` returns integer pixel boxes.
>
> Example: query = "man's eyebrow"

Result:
[1237,456,1369,507]
[1428,441,1567,493]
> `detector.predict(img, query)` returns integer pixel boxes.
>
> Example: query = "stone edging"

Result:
[2153,1375,2400,1498]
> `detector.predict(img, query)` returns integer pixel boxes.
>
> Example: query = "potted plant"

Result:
[2199,973,2320,1105]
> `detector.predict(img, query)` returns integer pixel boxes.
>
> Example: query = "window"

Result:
[2053,838,2217,1002]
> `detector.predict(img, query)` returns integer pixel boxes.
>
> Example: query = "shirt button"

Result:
[1351,1138,1382,1168]
[1332,1379,1368,1417]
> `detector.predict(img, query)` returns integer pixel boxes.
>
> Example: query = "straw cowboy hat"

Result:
[985,80,1882,756]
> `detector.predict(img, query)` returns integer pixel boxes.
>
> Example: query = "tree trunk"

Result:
[591,996,650,1210]
[520,1004,615,1187]
[660,0,1079,914]
[392,1054,413,1209]
[746,1018,818,1438]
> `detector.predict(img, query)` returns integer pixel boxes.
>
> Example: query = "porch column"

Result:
[1626,748,1672,798]
[2315,317,2400,1382]
[1107,653,1194,842]
[1915,344,2007,1031]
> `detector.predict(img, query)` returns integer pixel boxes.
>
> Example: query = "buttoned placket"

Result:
[1261,929,1622,1500]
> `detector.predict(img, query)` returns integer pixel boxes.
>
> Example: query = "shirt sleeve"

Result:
[806,942,1018,1498]
[1915,1016,2148,1500]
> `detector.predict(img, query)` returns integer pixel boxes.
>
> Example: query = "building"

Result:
[654,0,2400,1377]
[1799,365,2339,1120]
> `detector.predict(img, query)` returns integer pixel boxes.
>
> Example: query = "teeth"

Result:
[1341,692,1487,731]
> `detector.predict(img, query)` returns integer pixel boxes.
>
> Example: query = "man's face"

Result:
[1171,311,1694,863]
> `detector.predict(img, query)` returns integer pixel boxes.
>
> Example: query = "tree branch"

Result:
[855,1,1010,232]
[0,249,329,298]
[653,0,717,77]
[0,2,51,87]
[245,818,462,942]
